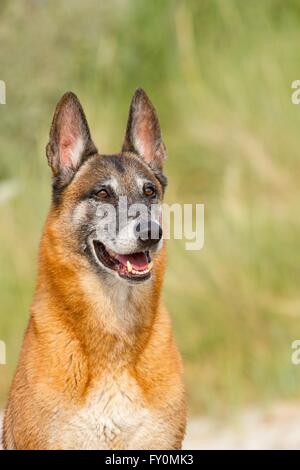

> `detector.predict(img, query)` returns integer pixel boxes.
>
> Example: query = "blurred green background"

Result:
[1,0,300,416]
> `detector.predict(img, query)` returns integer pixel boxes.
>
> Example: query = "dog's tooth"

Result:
[127,261,132,273]
[107,248,115,257]
[148,261,153,271]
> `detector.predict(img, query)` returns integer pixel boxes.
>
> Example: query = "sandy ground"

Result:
[184,402,300,450]
[1,402,300,450]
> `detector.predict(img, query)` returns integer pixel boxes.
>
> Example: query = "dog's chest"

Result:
[57,373,158,450]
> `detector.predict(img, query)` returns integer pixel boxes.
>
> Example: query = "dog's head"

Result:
[46,89,167,284]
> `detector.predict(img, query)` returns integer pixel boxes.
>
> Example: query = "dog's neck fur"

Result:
[31,212,165,377]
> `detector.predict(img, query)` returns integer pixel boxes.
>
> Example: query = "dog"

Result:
[3,89,186,450]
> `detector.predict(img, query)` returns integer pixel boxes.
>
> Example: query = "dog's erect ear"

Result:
[122,88,166,170]
[46,92,97,182]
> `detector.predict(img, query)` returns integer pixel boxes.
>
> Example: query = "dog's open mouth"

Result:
[93,241,153,282]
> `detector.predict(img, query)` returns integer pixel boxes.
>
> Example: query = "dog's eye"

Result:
[95,189,109,199]
[143,184,156,197]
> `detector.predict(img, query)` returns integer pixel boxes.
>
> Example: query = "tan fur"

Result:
[3,196,186,450]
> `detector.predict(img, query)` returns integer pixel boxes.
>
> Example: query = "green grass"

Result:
[1,0,300,415]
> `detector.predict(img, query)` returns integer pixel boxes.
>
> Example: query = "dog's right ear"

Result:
[46,92,97,184]
[122,88,166,170]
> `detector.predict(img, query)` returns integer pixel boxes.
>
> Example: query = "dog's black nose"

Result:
[135,220,163,245]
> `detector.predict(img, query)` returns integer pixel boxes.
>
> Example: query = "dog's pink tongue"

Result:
[116,252,148,270]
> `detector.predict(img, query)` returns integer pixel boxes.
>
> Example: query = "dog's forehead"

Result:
[76,153,157,191]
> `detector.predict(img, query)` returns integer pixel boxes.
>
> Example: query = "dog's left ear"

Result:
[122,88,166,170]
[46,92,97,184]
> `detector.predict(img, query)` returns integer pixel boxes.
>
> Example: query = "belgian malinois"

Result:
[3,89,186,449]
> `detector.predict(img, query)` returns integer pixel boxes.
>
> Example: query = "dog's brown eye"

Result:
[95,189,109,199]
[144,185,156,197]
